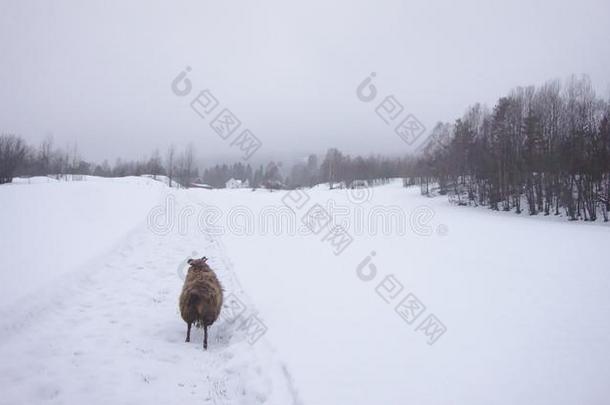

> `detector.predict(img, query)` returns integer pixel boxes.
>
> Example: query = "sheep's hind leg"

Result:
[185,322,192,342]
[203,325,208,350]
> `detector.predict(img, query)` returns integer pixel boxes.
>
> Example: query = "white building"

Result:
[225,178,249,189]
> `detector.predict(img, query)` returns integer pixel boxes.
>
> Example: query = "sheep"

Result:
[179,256,223,350]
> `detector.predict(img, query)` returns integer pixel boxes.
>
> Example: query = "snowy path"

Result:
[0,186,300,405]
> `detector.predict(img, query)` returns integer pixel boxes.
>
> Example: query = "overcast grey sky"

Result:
[1,0,609,163]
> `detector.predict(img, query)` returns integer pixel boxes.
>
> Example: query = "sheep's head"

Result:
[187,256,209,270]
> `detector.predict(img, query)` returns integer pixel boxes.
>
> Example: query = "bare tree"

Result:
[0,134,27,184]
[166,144,176,187]
[147,149,164,179]
[175,143,196,188]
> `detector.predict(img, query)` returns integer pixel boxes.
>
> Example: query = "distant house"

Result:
[225,178,249,189]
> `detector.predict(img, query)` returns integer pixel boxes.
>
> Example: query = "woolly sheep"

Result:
[179,256,223,350]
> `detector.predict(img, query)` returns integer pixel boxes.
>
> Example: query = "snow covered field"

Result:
[1,177,609,405]
[0,177,298,405]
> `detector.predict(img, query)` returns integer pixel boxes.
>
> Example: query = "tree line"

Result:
[412,75,610,221]
[0,136,197,187]
[0,132,412,190]
[201,150,411,189]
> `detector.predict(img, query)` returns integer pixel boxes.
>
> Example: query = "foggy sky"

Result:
[1,0,609,164]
